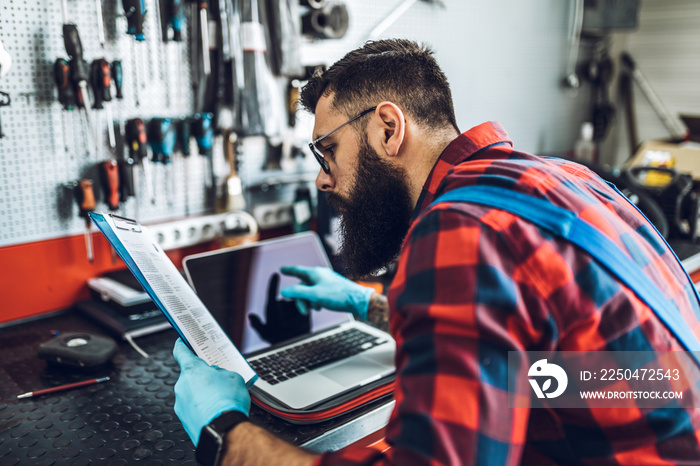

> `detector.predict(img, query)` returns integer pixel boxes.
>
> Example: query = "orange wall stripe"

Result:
[0,233,219,325]
[0,232,126,324]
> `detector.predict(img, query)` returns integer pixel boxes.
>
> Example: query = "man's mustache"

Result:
[327,192,349,213]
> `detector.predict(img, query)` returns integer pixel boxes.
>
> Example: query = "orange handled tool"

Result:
[75,179,96,262]
[101,160,121,210]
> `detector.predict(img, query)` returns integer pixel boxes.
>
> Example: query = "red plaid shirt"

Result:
[316,122,700,465]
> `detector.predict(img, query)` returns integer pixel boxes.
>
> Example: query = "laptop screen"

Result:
[183,232,351,355]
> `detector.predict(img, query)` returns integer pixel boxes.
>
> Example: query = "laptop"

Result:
[183,232,396,411]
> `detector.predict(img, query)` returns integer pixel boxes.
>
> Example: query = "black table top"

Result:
[0,310,389,465]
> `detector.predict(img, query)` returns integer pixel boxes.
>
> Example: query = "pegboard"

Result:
[0,0,592,248]
[0,0,201,248]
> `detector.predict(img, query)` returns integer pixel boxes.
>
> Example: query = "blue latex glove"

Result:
[279,265,375,320]
[172,339,250,446]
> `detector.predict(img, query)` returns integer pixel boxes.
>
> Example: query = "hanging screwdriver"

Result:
[119,156,136,203]
[191,113,214,191]
[90,59,117,148]
[192,113,214,208]
[152,0,165,84]
[184,0,209,78]
[147,117,176,163]
[100,160,121,211]
[186,0,199,97]
[116,122,138,218]
[111,60,124,100]
[95,0,106,47]
[122,0,146,105]
[162,0,185,42]
[147,118,177,205]
[99,161,121,264]
[73,76,92,157]
[74,179,97,262]
[56,58,89,158]
[54,58,77,154]
[62,23,97,152]
[177,116,192,156]
[118,118,136,203]
[198,0,211,75]
[54,58,77,110]
[169,0,185,41]
[177,116,192,214]
[156,0,177,107]
[88,61,105,157]
[110,61,132,210]
[192,113,213,155]
[165,0,186,106]
[147,117,165,201]
[126,118,155,204]
[110,60,126,135]
[123,0,147,40]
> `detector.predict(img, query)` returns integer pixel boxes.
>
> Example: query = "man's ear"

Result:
[369,102,405,158]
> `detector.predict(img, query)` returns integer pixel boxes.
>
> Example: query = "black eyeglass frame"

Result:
[309,106,377,174]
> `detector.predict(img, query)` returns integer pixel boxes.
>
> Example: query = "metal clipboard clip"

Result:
[110,214,142,233]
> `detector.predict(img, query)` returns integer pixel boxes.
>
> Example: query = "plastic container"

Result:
[574,122,596,163]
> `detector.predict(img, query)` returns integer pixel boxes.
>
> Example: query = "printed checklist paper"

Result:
[90,212,257,387]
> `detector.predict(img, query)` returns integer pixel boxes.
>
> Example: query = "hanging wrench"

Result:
[368,0,444,41]
[563,0,584,89]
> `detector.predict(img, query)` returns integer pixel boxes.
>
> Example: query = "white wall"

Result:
[604,0,700,166]
[300,0,593,156]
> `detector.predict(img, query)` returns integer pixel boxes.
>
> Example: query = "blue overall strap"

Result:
[430,185,700,364]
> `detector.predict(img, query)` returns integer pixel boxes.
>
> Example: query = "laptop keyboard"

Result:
[249,328,388,385]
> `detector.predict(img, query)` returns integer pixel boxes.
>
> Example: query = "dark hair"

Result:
[300,39,459,132]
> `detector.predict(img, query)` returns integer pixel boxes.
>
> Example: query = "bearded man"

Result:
[172,39,700,465]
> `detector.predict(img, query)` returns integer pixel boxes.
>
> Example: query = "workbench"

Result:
[0,310,393,465]
[3,240,699,465]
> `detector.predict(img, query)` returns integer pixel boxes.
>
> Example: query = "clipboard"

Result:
[90,212,257,388]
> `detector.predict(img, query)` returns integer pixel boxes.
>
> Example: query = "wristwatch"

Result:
[195,410,248,466]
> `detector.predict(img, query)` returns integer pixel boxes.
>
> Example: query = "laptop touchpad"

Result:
[319,357,385,387]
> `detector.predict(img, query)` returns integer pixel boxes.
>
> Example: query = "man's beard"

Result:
[327,135,414,279]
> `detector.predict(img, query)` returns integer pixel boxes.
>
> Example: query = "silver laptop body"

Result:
[183,232,395,410]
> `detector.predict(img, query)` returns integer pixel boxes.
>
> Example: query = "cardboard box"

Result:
[625,140,700,180]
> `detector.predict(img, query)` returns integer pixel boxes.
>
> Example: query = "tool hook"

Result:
[0,91,8,138]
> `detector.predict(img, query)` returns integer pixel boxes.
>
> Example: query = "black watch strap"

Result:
[195,410,248,466]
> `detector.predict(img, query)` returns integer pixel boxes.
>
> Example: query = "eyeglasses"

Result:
[309,106,377,174]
